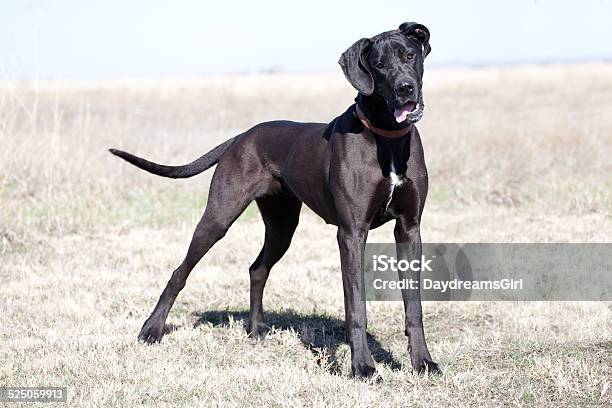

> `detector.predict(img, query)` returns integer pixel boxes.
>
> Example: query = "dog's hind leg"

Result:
[138,160,278,344]
[248,194,302,339]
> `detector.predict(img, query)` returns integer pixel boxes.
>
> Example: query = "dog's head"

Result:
[339,22,431,124]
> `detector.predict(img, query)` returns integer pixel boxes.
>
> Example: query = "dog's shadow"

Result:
[192,309,403,374]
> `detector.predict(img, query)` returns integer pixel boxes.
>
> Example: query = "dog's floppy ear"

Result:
[338,38,374,95]
[399,22,431,58]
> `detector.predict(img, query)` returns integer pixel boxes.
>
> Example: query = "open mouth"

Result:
[392,96,424,124]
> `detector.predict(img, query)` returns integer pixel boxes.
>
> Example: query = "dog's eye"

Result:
[405,53,415,61]
[375,62,385,70]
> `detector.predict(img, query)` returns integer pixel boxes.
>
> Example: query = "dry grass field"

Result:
[1,64,611,406]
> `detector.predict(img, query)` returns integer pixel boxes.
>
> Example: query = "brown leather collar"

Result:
[355,104,412,138]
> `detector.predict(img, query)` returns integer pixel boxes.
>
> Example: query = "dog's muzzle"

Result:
[393,94,425,123]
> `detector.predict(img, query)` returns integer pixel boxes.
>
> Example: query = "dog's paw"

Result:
[352,361,377,379]
[138,321,164,344]
[414,359,442,376]
[248,322,271,340]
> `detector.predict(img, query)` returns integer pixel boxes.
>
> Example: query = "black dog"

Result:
[110,22,439,378]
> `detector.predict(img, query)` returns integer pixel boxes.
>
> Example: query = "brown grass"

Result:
[1,64,611,406]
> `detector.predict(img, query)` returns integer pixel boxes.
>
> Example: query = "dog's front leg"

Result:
[394,218,441,374]
[337,228,376,378]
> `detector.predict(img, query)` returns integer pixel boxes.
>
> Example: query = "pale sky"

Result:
[2,0,611,80]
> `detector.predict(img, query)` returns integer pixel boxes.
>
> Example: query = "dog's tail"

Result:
[109,137,236,179]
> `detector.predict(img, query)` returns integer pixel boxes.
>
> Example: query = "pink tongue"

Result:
[393,102,416,123]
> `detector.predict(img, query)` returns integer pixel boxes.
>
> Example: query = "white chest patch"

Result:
[385,171,405,213]
[390,172,404,187]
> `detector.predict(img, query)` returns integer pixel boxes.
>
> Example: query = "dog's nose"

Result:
[396,81,415,97]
